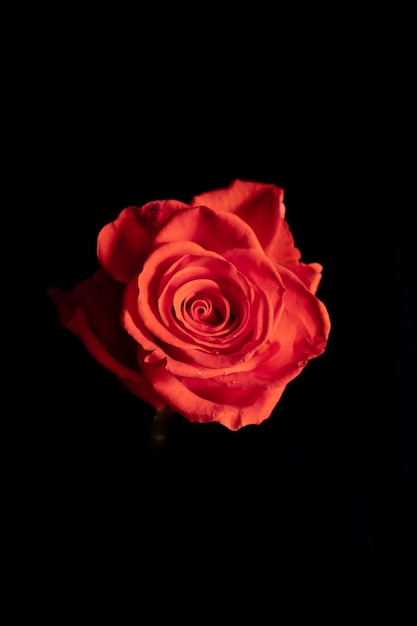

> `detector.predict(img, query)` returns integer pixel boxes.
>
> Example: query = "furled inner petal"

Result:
[168,278,250,347]
[173,284,237,337]
[187,296,225,326]
[138,245,256,353]
[121,238,286,376]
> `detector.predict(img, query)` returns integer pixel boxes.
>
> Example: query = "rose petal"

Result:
[282,261,323,294]
[191,179,301,264]
[222,247,286,338]
[191,180,327,295]
[233,265,330,389]
[49,270,136,367]
[47,272,164,409]
[138,344,286,430]
[152,205,265,257]
[97,199,190,283]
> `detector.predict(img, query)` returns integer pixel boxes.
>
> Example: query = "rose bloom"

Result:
[48,179,330,430]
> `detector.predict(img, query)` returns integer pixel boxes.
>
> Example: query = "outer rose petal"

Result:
[47,271,164,410]
[191,179,301,264]
[283,261,323,295]
[217,264,331,391]
[138,344,286,431]
[191,179,324,293]
[152,205,265,257]
[97,199,190,283]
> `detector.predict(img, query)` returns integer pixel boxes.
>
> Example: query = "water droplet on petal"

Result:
[212,412,217,420]
[198,371,202,375]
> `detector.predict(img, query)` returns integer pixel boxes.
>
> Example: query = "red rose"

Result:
[48,179,330,430]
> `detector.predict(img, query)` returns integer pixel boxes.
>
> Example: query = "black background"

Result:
[28,49,416,592]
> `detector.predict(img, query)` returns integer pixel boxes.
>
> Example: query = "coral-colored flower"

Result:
[48,179,330,430]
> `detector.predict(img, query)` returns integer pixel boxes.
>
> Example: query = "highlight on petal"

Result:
[97,199,190,283]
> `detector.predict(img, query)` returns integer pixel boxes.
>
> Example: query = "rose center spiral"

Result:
[187,296,222,325]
